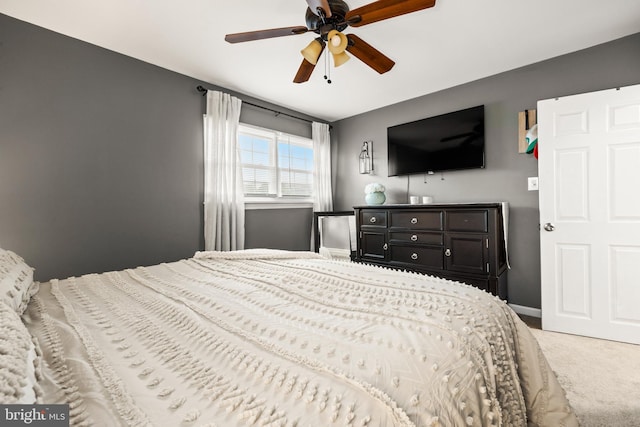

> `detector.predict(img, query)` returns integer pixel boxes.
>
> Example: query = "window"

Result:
[238,124,314,200]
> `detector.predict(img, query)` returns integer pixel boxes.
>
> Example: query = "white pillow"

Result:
[0,301,40,404]
[0,248,38,314]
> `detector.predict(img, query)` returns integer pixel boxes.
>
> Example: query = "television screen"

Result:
[387,105,485,176]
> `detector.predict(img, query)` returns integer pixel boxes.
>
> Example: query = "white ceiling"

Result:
[2,0,640,122]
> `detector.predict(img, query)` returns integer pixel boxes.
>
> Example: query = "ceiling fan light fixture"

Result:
[332,51,350,67]
[327,29,348,54]
[300,38,325,65]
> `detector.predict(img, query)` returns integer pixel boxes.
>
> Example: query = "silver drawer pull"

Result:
[369,217,377,223]
[410,234,418,242]
[410,217,418,224]
[411,253,418,260]
[383,243,388,250]
[444,248,451,257]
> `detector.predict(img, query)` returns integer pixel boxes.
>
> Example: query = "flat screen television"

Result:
[387,105,485,176]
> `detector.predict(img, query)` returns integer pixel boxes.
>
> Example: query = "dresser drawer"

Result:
[360,231,386,260]
[389,210,443,230]
[389,245,443,269]
[389,231,443,245]
[361,210,387,227]
[446,210,488,232]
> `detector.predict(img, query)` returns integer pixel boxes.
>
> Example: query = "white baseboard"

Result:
[508,304,541,318]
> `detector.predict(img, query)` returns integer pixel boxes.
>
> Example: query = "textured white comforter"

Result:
[23,250,577,426]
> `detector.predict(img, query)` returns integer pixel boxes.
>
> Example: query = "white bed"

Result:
[2,248,578,426]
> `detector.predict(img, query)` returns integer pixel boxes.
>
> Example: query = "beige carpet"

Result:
[529,327,640,427]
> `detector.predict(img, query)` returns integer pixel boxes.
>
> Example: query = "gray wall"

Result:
[331,33,640,309]
[245,208,314,251]
[0,14,318,281]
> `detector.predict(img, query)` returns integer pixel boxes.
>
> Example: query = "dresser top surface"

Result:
[354,202,506,209]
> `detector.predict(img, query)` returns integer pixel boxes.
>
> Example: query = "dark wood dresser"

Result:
[353,203,508,299]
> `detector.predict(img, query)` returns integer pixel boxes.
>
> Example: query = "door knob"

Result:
[543,223,555,232]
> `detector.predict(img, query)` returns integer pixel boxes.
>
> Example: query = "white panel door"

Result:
[538,84,640,345]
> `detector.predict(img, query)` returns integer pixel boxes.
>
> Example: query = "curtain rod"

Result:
[196,85,317,125]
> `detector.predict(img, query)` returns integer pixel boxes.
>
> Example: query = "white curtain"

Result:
[312,121,333,212]
[311,122,333,250]
[203,90,244,251]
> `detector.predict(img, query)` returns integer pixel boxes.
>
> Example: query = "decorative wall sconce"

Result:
[359,141,373,174]
[518,109,537,153]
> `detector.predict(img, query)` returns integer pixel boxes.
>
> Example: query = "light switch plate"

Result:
[528,177,539,191]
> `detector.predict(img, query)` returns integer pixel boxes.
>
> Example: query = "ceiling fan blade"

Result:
[345,34,395,74]
[225,26,309,43]
[306,0,332,18]
[346,0,436,27]
[293,58,318,83]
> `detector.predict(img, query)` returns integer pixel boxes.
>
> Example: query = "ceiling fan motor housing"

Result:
[305,0,350,38]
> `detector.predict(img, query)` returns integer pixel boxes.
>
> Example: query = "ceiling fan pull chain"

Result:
[324,49,332,84]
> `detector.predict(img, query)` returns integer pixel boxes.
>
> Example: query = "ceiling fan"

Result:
[225,0,437,83]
